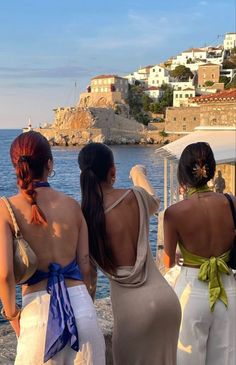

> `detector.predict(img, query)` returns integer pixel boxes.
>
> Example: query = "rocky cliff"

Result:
[37,106,147,146]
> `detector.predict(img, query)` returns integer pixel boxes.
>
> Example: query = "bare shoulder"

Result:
[164,199,191,220]
[52,190,82,212]
[0,198,13,220]
[0,198,8,218]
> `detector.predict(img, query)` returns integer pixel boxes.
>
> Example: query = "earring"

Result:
[111,176,116,185]
[49,169,56,178]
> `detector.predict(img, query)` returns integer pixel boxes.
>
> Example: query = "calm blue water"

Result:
[0,129,165,324]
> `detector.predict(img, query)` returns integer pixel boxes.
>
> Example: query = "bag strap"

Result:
[225,193,236,228]
[1,197,21,237]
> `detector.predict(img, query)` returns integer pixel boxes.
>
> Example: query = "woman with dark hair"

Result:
[78,142,181,365]
[0,131,105,365]
[164,142,236,365]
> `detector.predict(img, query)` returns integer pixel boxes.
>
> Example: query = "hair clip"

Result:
[192,163,208,179]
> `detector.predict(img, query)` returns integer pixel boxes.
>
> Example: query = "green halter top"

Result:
[179,185,230,312]
[178,243,230,311]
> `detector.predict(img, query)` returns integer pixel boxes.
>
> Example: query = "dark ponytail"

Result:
[78,143,115,272]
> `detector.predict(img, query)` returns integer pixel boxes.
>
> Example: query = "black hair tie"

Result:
[18,155,30,163]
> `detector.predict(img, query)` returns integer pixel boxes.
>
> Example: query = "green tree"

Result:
[171,65,193,81]
[141,94,153,112]
[219,76,230,86]
[222,59,236,69]
[204,80,214,87]
[135,112,150,125]
[225,75,236,89]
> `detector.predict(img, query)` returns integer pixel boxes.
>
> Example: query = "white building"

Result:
[171,47,224,72]
[144,86,164,100]
[224,33,236,50]
[125,65,152,86]
[171,48,208,70]
[170,80,195,90]
[173,88,196,107]
[147,64,171,87]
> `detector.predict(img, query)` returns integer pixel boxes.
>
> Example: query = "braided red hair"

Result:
[10,131,53,225]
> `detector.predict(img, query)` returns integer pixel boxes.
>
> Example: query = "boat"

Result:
[22,118,33,133]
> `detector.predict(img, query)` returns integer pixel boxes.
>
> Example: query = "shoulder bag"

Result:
[224,193,236,269]
[1,197,38,284]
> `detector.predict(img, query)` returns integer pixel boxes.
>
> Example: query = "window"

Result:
[212,74,215,78]
[179,94,182,98]
[159,68,161,72]
[193,117,196,121]
[173,117,176,121]
[153,68,155,72]
[175,94,178,98]
[152,80,155,84]
[183,125,186,131]
[183,117,186,121]
[185,94,189,98]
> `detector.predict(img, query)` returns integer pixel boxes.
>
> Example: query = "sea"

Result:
[0,129,165,324]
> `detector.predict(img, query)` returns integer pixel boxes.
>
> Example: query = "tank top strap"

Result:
[105,189,132,214]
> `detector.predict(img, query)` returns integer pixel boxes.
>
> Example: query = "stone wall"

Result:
[79,92,125,109]
[199,101,236,127]
[165,106,200,133]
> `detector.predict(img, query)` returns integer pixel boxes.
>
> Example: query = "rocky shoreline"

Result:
[0,297,113,365]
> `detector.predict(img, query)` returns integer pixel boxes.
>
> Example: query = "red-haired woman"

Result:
[0,131,105,364]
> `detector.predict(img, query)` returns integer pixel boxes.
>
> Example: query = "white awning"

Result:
[156,129,236,164]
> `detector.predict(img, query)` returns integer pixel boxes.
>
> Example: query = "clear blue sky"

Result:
[0,0,235,128]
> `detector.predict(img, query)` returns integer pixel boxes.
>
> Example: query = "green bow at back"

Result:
[179,243,230,311]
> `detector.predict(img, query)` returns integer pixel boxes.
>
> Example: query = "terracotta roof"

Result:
[142,65,154,69]
[190,88,236,103]
[183,48,206,53]
[146,86,161,91]
[91,74,127,80]
[198,63,220,67]
[182,88,195,91]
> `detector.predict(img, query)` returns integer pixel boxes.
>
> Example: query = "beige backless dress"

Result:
[101,187,181,365]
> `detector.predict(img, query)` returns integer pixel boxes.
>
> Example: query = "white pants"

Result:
[175,267,236,365]
[15,285,106,365]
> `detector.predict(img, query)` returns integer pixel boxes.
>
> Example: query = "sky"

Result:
[0,0,235,128]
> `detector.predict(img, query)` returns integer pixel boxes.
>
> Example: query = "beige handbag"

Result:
[1,197,38,284]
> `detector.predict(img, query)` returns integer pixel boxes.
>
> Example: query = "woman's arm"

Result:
[163,207,179,269]
[129,165,160,215]
[76,211,91,293]
[130,165,156,195]
[0,203,19,336]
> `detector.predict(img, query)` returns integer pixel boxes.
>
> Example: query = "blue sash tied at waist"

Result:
[25,259,83,363]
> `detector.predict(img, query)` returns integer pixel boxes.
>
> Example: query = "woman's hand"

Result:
[10,317,20,337]
[129,164,147,180]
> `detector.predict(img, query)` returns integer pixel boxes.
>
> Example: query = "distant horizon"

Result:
[0,0,235,128]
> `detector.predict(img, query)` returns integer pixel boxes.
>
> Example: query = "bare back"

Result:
[164,191,236,265]
[103,189,140,267]
[0,187,89,294]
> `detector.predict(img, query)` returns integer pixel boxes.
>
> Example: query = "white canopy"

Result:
[156,128,236,164]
